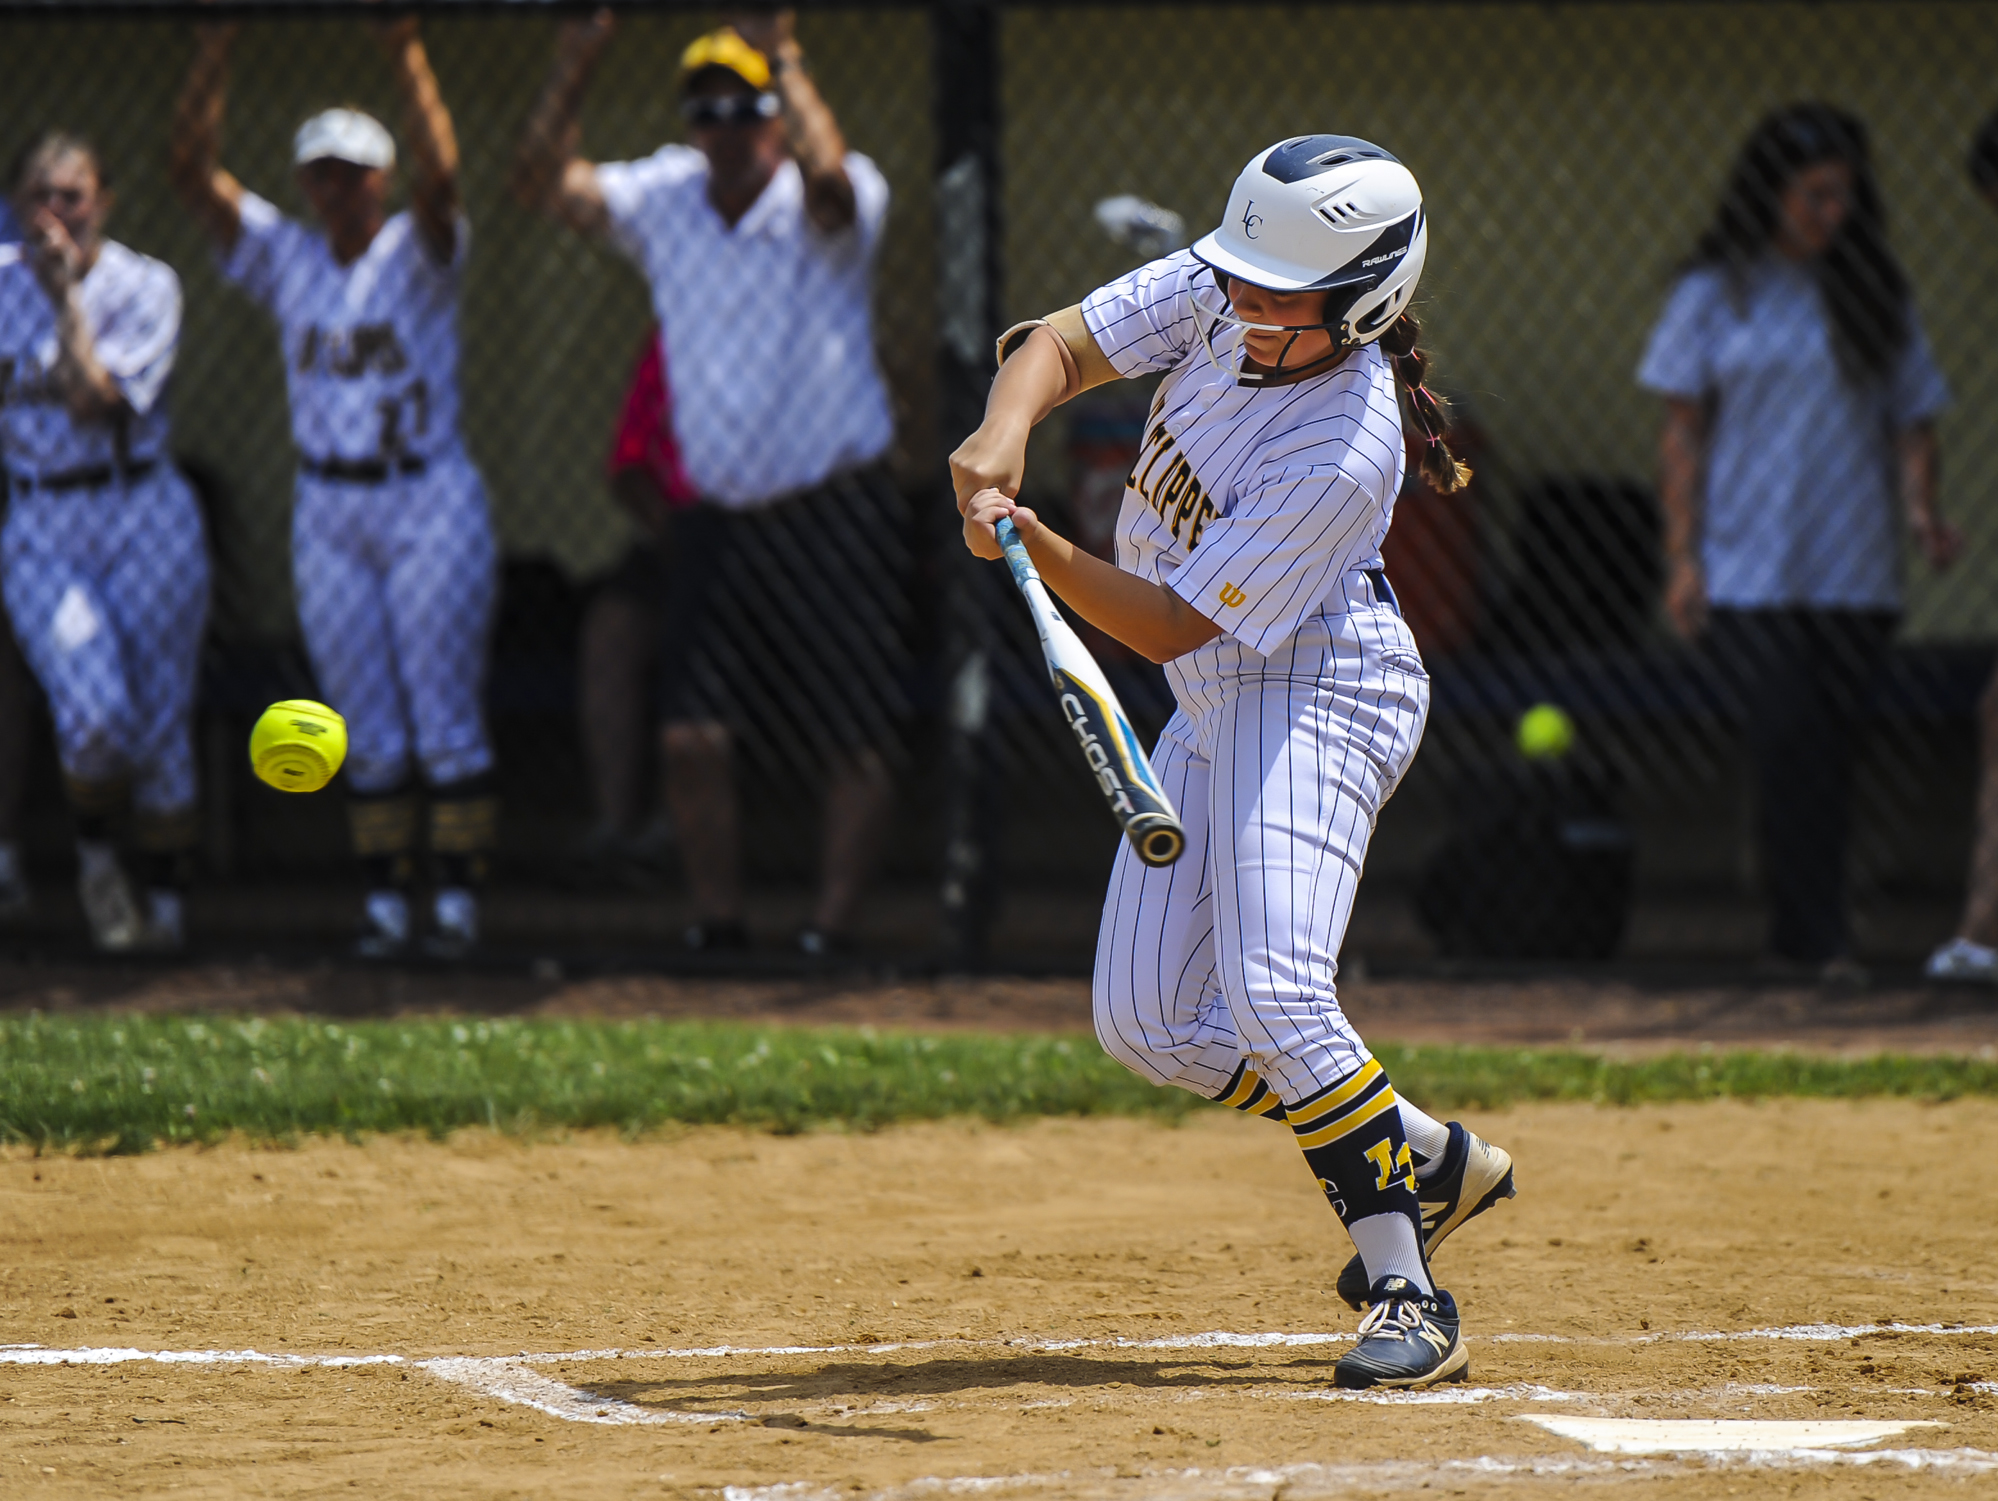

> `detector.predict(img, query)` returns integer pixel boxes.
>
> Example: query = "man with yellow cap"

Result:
[514,10,907,958]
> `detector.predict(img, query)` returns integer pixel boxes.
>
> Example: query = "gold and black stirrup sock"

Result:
[65,774,131,845]
[1213,1059,1291,1123]
[133,804,200,891]
[349,783,420,890]
[428,772,499,889]
[1287,1059,1429,1287]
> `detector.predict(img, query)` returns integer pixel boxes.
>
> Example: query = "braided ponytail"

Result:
[1378,314,1472,494]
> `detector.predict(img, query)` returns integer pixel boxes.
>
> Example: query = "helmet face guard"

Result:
[1188,255,1411,386]
[1188,270,1349,385]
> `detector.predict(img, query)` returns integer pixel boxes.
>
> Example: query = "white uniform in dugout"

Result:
[222,189,495,798]
[0,239,209,906]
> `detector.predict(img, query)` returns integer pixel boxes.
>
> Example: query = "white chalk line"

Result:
[0,1345,403,1369]
[418,1356,747,1427]
[718,1445,1998,1501]
[10,1319,1998,1432]
[1639,1320,1998,1343]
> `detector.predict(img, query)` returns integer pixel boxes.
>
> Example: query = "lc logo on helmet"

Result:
[1240,200,1263,239]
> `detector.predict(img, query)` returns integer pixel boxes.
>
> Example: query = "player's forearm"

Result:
[511,32,603,210]
[170,27,245,248]
[51,295,123,422]
[389,32,461,207]
[1657,400,1705,565]
[1024,526,1221,664]
[771,43,855,232]
[1898,423,1939,525]
[169,29,231,201]
[948,328,1075,506]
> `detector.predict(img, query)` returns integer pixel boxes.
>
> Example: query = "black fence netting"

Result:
[0,0,1994,977]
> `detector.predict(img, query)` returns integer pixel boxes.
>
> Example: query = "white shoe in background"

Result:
[357,888,412,959]
[428,887,478,957]
[0,840,30,918]
[1925,937,1998,984]
[77,840,141,952]
[141,889,186,953]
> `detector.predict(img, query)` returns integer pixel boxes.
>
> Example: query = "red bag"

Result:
[605,327,697,511]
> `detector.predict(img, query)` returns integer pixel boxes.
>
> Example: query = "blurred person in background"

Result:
[0,625,31,918]
[1925,111,1998,983]
[514,9,908,956]
[172,16,500,958]
[566,326,697,891]
[0,133,210,951]
[1639,103,1958,982]
[0,186,26,918]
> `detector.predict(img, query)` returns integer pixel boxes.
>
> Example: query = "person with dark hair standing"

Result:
[1925,111,1998,983]
[0,190,26,918]
[0,133,210,950]
[1639,103,1958,980]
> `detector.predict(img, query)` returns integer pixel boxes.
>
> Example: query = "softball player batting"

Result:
[1,132,209,952]
[171,18,497,957]
[955,138,1515,1388]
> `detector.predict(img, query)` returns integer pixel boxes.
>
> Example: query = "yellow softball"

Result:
[249,700,348,793]
[1515,702,1576,761]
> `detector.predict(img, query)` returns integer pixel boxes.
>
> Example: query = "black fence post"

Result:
[933,0,1003,969]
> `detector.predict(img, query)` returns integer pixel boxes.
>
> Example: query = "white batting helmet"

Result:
[1190,135,1427,351]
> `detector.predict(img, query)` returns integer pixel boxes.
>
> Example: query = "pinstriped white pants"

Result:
[1092,596,1429,1106]
[1,469,209,814]
[292,449,497,794]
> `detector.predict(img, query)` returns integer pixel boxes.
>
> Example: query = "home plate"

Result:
[1521,1417,1944,1455]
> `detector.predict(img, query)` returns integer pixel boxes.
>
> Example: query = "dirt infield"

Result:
[6,1100,1998,1498]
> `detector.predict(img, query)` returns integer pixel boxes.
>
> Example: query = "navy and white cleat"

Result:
[1337,1121,1515,1310]
[1333,1276,1469,1390]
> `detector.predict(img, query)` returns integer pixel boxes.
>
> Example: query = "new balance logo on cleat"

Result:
[1333,1276,1469,1390]
[1337,1121,1516,1311]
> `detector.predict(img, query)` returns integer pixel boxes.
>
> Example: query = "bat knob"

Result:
[1129,814,1186,868]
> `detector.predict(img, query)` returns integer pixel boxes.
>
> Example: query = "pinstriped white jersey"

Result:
[0,239,180,475]
[1079,250,1408,705]
[222,191,465,465]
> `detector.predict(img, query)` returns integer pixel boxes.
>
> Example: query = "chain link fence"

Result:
[0,0,1993,975]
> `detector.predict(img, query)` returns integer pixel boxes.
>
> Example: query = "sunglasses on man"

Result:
[680,93,782,128]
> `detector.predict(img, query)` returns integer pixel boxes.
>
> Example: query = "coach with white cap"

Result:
[171,15,502,959]
[514,8,909,957]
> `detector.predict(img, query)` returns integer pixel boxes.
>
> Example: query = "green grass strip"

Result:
[2,1014,1994,1154]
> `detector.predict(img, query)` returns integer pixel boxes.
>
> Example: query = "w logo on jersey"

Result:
[1126,424,1218,549]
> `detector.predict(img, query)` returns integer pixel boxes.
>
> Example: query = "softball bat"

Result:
[994,516,1185,867]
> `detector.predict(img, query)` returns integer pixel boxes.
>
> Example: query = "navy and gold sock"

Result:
[133,805,200,891]
[428,772,498,889]
[1287,1059,1425,1252]
[66,775,130,845]
[349,784,419,891]
[1213,1060,1291,1122]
